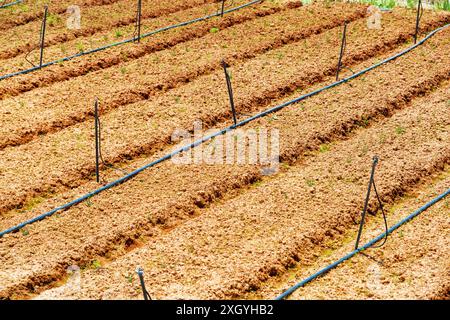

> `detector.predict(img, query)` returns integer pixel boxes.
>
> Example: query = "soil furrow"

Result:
[0,10,448,215]
[0,0,216,61]
[0,32,448,299]
[27,79,450,300]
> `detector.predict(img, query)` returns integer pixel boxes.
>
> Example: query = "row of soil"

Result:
[0,8,447,217]
[26,79,450,300]
[0,0,300,94]
[1,0,358,147]
[0,0,216,61]
[0,31,448,299]
[0,0,124,31]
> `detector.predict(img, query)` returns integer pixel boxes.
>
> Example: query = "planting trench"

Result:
[28,80,450,300]
[0,8,449,217]
[0,30,449,298]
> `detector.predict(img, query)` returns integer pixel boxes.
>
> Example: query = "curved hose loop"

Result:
[0,0,22,9]
[275,188,450,300]
[0,0,263,82]
[0,22,449,238]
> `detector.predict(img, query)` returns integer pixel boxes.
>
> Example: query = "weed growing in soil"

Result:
[21,229,29,236]
[209,27,219,33]
[395,126,406,135]
[91,260,102,269]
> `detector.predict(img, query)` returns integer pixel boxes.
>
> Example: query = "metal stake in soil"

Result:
[39,5,49,68]
[336,22,348,81]
[354,156,379,250]
[221,0,226,17]
[221,59,237,126]
[414,0,423,44]
[135,0,142,43]
[94,98,100,184]
[136,267,152,300]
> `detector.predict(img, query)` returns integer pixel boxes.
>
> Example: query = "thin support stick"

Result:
[221,60,237,126]
[336,22,347,81]
[136,0,142,43]
[354,156,379,250]
[94,98,100,184]
[39,5,48,68]
[414,0,422,44]
[136,267,152,300]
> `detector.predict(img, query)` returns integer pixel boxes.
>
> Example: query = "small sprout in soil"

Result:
[395,126,406,135]
[126,274,133,283]
[174,96,181,103]
[76,42,84,53]
[85,197,94,207]
[46,13,62,27]
[319,144,330,153]
[114,30,123,38]
[21,229,29,236]
[120,67,127,75]
[276,52,284,60]
[209,27,219,33]
[306,179,315,187]
[91,260,102,269]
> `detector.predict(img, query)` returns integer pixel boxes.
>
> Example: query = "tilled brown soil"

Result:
[0,0,124,31]
[0,0,302,98]
[0,0,215,61]
[0,1,364,146]
[249,173,449,300]
[0,30,448,299]
[30,80,450,300]
[1,8,448,217]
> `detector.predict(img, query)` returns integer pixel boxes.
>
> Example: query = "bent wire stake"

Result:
[0,0,262,82]
[414,0,423,44]
[1,23,449,238]
[354,156,378,250]
[136,267,152,300]
[222,60,237,126]
[39,5,49,68]
[275,187,450,300]
[336,22,348,81]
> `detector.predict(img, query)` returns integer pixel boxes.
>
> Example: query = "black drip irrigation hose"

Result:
[0,0,22,9]
[0,22,449,238]
[0,0,263,82]
[275,187,450,300]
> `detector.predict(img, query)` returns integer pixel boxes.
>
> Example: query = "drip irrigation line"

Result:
[0,0,263,82]
[0,22,449,238]
[0,0,22,9]
[275,187,450,300]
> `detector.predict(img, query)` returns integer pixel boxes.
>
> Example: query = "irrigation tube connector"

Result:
[222,59,238,126]
[1,22,449,238]
[275,187,450,300]
[136,267,152,300]
[0,0,263,82]
[0,0,22,9]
